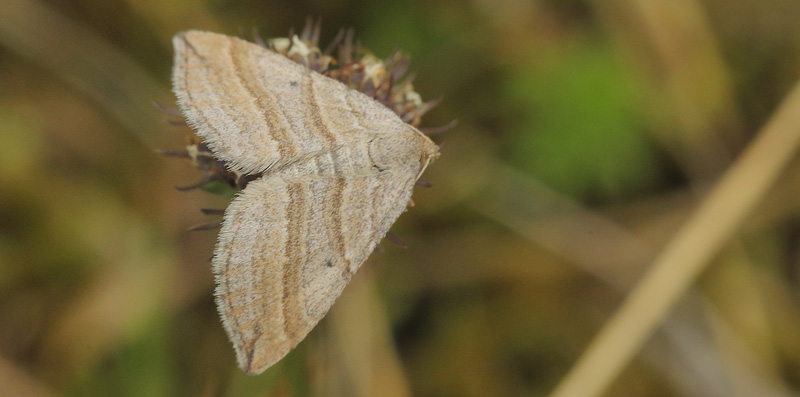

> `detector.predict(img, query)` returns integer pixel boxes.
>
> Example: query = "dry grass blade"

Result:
[0,0,166,149]
[550,79,800,397]
[328,272,412,397]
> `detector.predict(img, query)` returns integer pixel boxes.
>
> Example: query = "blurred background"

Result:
[2,0,800,396]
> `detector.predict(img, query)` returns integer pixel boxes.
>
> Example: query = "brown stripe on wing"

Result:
[324,176,351,273]
[281,182,308,343]
[303,70,341,149]
[227,38,299,161]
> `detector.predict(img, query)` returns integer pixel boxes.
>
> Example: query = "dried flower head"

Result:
[162,18,450,202]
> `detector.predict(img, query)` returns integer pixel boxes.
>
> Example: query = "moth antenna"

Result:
[200,208,226,215]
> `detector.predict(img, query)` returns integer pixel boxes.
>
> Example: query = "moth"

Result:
[171,30,439,374]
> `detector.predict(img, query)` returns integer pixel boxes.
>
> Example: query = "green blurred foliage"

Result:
[507,38,662,201]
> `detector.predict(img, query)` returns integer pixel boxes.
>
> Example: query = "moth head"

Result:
[368,125,439,179]
[416,129,440,180]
